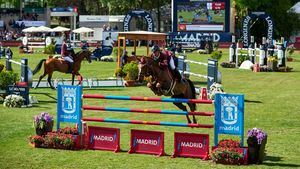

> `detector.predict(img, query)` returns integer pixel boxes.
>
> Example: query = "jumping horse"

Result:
[32,50,92,89]
[137,57,197,124]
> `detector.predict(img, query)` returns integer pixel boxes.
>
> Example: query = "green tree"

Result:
[235,0,300,40]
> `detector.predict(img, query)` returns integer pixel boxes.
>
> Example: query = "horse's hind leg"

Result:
[188,103,197,124]
[34,73,47,89]
[173,102,192,124]
[47,73,55,89]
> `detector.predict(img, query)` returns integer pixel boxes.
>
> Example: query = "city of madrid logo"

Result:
[62,87,77,114]
[221,96,238,125]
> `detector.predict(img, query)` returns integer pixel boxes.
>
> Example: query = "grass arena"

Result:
[0,47,300,168]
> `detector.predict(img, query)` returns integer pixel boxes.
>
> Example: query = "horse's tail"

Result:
[32,59,46,75]
[186,79,197,110]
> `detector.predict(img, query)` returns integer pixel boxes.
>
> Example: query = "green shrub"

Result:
[123,61,138,80]
[0,62,4,72]
[238,52,250,66]
[114,67,126,78]
[44,44,55,54]
[113,47,123,58]
[210,50,222,61]
[0,71,18,90]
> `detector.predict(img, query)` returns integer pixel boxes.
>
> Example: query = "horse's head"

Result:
[76,50,92,63]
[137,57,151,83]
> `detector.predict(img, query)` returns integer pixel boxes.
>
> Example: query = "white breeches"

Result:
[169,56,176,70]
[64,56,74,63]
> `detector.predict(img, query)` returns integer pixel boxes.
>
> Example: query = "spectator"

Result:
[5,47,13,58]
[120,50,129,68]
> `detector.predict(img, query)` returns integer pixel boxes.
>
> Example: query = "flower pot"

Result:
[258,137,267,164]
[267,61,278,71]
[125,80,135,87]
[35,121,54,136]
[247,136,267,164]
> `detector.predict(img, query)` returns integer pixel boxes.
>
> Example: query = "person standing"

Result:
[5,47,13,59]
[120,50,129,68]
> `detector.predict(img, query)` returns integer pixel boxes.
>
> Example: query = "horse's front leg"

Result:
[73,72,83,86]
[71,74,75,85]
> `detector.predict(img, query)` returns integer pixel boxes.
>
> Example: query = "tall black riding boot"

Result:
[67,62,73,73]
[173,69,184,83]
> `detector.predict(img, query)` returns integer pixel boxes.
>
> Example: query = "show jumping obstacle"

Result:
[5,56,32,105]
[177,56,219,90]
[229,35,287,67]
[57,85,245,159]
[81,93,214,158]
[57,85,214,158]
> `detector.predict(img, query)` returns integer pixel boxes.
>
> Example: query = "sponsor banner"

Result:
[88,126,120,152]
[129,129,164,156]
[57,85,82,133]
[173,132,209,159]
[7,85,29,105]
[123,10,153,32]
[80,15,109,22]
[168,32,232,49]
[15,21,46,27]
[179,24,224,31]
[80,15,124,22]
[214,93,244,146]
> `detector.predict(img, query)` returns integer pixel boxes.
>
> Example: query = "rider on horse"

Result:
[61,39,75,73]
[150,45,183,83]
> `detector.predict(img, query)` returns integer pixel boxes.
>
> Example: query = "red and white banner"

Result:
[129,129,164,156]
[173,132,209,159]
[88,126,120,152]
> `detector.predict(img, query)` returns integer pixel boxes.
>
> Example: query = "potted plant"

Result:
[211,139,245,165]
[3,94,25,108]
[286,44,295,61]
[29,135,45,148]
[247,128,267,164]
[34,112,54,136]
[210,50,222,61]
[267,56,278,71]
[114,67,126,78]
[0,70,17,91]
[122,61,138,87]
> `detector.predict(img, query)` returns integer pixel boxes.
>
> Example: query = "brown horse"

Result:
[32,50,92,89]
[137,57,197,124]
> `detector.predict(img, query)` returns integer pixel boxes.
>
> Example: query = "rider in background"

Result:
[61,38,75,73]
[151,45,183,83]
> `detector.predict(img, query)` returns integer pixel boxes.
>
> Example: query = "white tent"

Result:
[22,26,38,33]
[290,2,300,13]
[36,26,51,32]
[72,27,94,33]
[50,26,70,32]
